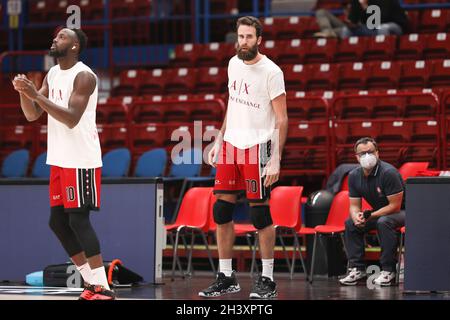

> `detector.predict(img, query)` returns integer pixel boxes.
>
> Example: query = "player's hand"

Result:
[12,74,28,91]
[262,157,280,188]
[208,133,223,167]
[13,75,39,100]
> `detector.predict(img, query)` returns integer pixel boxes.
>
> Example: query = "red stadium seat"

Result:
[423,33,450,60]
[399,60,432,89]
[366,61,401,90]
[429,59,450,88]
[278,16,309,39]
[166,187,215,278]
[411,119,439,143]
[283,64,309,91]
[378,120,413,144]
[405,10,420,33]
[287,120,328,145]
[96,123,129,153]
[305,63,337,91]
[396,33,425,61]
[270,186,308,279]
[287,98,328,120]
[29,0,49,22]
[298,16,321,38]
[404,94,439,118]
[195,67,227,93]
[363,35,396,61]
[398,162,429,181]
[47,0,73,21]
[282,146,328,172]
[262,16,302,40]
[337,62,367,91]
[334,96,374,119]
[96,101,128,124]
[419,9,449,33]
[111,0,152,18]
[303,38,337,64]
[164,122,195,146]
[0,125,35,154]
[129,123,167,153]
[261,17,286,40]
[139,68,170,95]
[197,42,234,67]
[80,0,105,21]
[165,68,198,94]
[335,36,366,62]
[112,69,146,96]
[130,98,167,123]
[337,120,382,144]
[277,39,304,65]
[260,40,285,61]
[170,43,203,67]
[372,96,405,118]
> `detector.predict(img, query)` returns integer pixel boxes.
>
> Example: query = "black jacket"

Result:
[348,0,409,32]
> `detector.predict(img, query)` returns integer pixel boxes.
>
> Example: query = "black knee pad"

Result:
[213,200,235,225]
[69,210,101,258]
[49,206,67,233]
[250,205,273,230]
[49,206,84,257]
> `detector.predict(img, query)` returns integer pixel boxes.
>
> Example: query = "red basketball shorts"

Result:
[213,141,271,202]
[49,166,101,212]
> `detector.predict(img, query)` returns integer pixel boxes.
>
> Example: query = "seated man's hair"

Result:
[354,137,378,153]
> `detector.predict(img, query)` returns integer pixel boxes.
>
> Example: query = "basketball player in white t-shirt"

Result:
[12,28,114,300]
[199,16,288,299]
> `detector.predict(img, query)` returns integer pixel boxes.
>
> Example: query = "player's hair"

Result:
[236,16,263,38]
[71,28,88,55]
[354,137,379,153]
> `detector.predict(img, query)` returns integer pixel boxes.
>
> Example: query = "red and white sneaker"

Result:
[78,284,95,300]
[90,285,116,300]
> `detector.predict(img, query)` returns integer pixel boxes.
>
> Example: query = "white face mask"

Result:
[359,153,378,170]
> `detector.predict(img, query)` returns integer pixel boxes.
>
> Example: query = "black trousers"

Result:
[343,210,405,272]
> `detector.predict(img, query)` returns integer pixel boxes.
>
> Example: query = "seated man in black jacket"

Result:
[341,0,409,38]
[340,137,405,287]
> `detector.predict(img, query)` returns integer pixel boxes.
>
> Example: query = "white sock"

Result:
[219,259,233,277]
[76,262,94,285]
[262,259,274,281]
[91,266,111,290]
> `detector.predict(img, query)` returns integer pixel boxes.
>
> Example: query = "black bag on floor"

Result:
[43,259,143,287]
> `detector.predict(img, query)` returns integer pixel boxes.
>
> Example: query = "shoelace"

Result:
[254,278,268,291]
[209,276,227,290]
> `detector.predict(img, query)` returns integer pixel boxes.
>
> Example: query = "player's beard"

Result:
[237,43,258,61]
[49,47,69,58]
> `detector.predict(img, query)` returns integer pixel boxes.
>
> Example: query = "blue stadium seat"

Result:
[31,152,50,178]
[134,148,167,177]
[169,148,203,178]
[102,148,131,177]
[1,149,29,178]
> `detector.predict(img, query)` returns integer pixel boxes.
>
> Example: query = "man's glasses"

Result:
[355,149,376,157]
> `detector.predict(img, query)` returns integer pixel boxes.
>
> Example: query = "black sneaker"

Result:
[249,275,277,299]
[198,272,241,298]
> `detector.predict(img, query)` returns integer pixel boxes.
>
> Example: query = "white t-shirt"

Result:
[46,62,102,168]
[224,55,285,149]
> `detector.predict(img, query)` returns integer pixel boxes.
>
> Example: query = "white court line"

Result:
[0,286,82,291]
